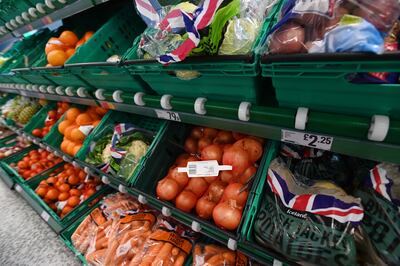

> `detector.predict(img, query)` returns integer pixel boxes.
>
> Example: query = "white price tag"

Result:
[40,211,50,222]
[155,109,181,122]
[281,129,333,151]
[178,160,232,178]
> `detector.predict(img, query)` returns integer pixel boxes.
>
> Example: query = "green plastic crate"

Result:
[23,102,56,140]
[262,53,400,119]
[1,145,63,185]
[132,123,271,246]
[44,105,111,157]
[65,4,150,93]
[238,141,295,265]
[75,110,168,186]
[0,0,32,22]
[122,0,284,104]
[17,163,110,233]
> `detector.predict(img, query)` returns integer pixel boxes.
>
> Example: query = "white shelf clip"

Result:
[134,92,145,106]
[138,194,147,204]
[160,95,173,110]
[95,89,105,100]
[112,90,123,103]
[227,238,237,251]
[28,7,38,18]
[118,184,127,193]
[101,175,110,184]
[238,102,251,121]
[77,87,88,98]
[39,85,47,93]
[55,86,64,95]
[36,3,46,14]
[47,86,55,94]
[45,0,56,9]
[191,221,201,232]
[72,161,80,168]
[295,107,309,130]
[368,115,390,142]
[161,206,171,217]
[194,97,207,115]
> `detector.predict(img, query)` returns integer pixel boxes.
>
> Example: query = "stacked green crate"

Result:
[65,4,150,95]
[75,110,168,186]
[122,0,284,104]
[17,163,110,233]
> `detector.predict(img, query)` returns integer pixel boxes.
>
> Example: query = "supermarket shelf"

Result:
[0,123,285,266]
[0,0,111,43]
[1,87,400,165]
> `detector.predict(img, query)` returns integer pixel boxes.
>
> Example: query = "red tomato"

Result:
[48,110,57,119]
[32,129,42,137]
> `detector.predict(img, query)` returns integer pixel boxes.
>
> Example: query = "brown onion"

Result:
[186,178,209,198]
[213,201,242,230]
[213,131,235,144]
[184,137,198,154]
[233,138,263,163]
[200,144,223,163]
[156,178,180,201]
[169,167,189,189]
[198,137,213,151]
[190,127,203,139]
[222,183,249,207]
[222,146,251,177]
[196,195,216,219]
[176,190,197,212]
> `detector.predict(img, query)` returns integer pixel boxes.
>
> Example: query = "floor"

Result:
[0,179,80,266]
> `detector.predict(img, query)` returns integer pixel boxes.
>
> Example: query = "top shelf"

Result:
[0,0,110,43]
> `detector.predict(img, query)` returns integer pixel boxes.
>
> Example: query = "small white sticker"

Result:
[281,129,333,151]
[41,211,50,222]
[178,160,232,178]
[155,109,181,122]
[79,125,94,136]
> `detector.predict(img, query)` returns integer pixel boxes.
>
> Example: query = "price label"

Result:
[155,109,181,122]
[281,129,333,151]
[40,211,50,222]
[15,185,23,193]
[178,160,232,178]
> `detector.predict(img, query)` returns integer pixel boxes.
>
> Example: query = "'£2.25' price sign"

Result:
[281,129,333,151]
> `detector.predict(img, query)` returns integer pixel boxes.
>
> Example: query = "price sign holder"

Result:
[155,109,181,122]
[281,129,334,151]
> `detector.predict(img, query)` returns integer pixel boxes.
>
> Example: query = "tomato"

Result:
[29,150,38,156]
[32,129,42,137]
[17,161,28,169]
[48,110,57,119]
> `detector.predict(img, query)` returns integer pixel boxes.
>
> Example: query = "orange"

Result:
[70,128,85,143]
[47,50,67,66]
[60,140,69,153]
[59,31,79,46]
[58,120,72,134]
[75,38,85,49]
[72,144,82,156]
[76,113,92,126]
[92,120,101,127]
[87,109,100,121]
[64,124,77,139]
[66,141,76,156]
[66,108,81,121]
[83,31,94,41]
[45,37,66,54]
[95,107,107,115]
[65,48,75,58]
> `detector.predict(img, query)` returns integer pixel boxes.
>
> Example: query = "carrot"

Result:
[222,251,236,264]
[72,215,93,243]
[205,254,225,265]
[171,247,180,256]
[152,242,173,266]
[103,238,122,266]
[135,241,163,266]
[85,249,107,265]
[172,251,186,266]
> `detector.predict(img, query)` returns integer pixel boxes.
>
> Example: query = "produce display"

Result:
[267,0,400,54]
[0,96,43,125]
[134,0,276,63]
[71,192,196,266]
[193,243,251,265]
[0,136,31,159]
[58,106,107,156]
[156,127,264,231]
[45,30,94,66]
[0,125,14,140]
[10,149,63,180]
[85,123,152,183]
[32,102,70,138]
[35,163,103,218]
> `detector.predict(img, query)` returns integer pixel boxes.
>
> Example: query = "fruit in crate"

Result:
[45,30,95,66]
[35,163,102,218]
[58,106,107,156]
[156,127,264,230]
[0,136,31,159]
[32,102,70,138]
[11,149,63,180]
[1,96,41,125]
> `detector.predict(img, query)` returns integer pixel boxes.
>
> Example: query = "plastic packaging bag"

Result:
[193,243,249,265]
[355,163,400,265]
[254,157,363,265]
[129,218,197,266]
[266,0,400,54]
[134,0,225,64]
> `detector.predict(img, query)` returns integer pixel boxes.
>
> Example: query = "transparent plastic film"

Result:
[128,217,197,266]
[254,158,362,266]
[265,0,400,54]
[355,163,400,265]
[219,0,277,55]
[193,243,250,265]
